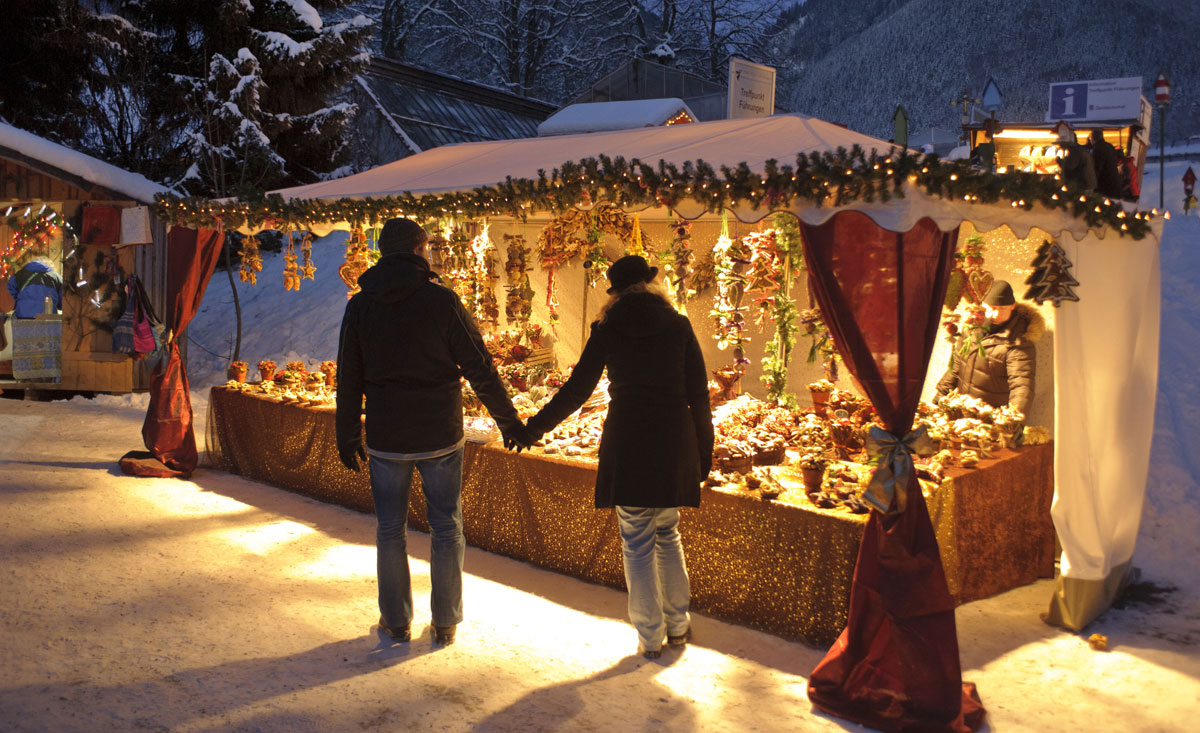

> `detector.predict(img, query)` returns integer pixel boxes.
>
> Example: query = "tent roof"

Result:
[271,114,889,202]
[268,113,1161,245]
[0,121,172,204]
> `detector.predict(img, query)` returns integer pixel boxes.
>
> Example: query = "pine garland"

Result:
[151,147,1156,240]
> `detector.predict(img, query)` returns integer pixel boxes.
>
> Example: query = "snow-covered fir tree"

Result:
[148,0,372,194]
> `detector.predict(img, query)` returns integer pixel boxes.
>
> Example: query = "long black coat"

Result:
[527,292,714,509]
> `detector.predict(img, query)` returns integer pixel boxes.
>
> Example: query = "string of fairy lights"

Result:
[149,146,1161,239]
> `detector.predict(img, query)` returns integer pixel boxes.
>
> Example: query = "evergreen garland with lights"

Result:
[150,147,1156,240]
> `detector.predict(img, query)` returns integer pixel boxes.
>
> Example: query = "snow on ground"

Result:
[1,163,1196,731]
[1,396,1198,732]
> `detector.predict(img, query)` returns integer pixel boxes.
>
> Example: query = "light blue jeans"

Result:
[368,446,465,630]
[615,506,691,652]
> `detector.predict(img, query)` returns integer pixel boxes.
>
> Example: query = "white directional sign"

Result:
[728,58,776,120]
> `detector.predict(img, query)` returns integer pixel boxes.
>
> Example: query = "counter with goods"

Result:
[207,364,1054,643]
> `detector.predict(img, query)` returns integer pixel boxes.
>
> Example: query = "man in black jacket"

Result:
[336,217,530,645]
[1088,128,1124,199]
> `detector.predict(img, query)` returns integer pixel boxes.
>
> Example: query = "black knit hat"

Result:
[377,218,428,255]
[606,255,658,294]
[983,280,1016,306]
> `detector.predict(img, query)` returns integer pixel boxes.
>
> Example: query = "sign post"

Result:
[727,58,776,120]
[1155,72,1171,210]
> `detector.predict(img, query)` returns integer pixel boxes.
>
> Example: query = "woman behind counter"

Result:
[525,255,714,658]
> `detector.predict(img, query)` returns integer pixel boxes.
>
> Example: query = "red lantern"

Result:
[1184,167,1196,196]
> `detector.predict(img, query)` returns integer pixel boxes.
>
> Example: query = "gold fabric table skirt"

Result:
[206,387,1054,644]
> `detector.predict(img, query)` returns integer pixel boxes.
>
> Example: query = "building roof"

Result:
[0,121,172,204]
[571,57,787,122]
[537,99,696,136]
[362,58,557,153]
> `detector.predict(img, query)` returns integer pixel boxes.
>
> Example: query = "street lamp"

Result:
[1155,72,1170,209]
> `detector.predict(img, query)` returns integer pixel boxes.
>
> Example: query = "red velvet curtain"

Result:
[801,212,985,732]
[120,227,223,479]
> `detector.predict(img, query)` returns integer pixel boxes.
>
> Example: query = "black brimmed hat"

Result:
[983,280,1016,306]
[377,218,428,255]
[606,255,658,294]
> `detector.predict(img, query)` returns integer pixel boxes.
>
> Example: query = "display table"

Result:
[206,387,1054,643]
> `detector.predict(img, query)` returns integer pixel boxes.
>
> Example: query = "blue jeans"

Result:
[368,446,465,630]
[615,506,691,652]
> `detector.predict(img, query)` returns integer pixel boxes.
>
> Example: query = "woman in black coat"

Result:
[526,255,714,657]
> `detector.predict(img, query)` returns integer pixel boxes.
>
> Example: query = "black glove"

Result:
[339,442,367,472]
[501,423,537,453]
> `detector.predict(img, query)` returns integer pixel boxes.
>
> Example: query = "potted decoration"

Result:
[320,360,337,387]
[283,360,307,384]
[228,361,248,383]
[257,360,276,382]
[808,378,835,415]
[798,452,828,491]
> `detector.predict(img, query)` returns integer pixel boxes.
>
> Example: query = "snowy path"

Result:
[1,396,1197,732]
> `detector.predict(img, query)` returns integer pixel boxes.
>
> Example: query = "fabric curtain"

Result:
[120,226,223,479]
[1045,231,1160,629]
[800,211,985,732]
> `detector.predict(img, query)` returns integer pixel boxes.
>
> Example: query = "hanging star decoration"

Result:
[300,231,316,281]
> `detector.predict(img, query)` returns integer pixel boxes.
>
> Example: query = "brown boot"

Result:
[378,618,410,642]
[434,625,457,645]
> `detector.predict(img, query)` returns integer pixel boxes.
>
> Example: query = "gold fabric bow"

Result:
[864,425,936,514]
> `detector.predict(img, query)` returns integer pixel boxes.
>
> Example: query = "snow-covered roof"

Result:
[268,113,1161,244]
[274,114,886,202]
[537,99,696,136]
[0,121,172,204]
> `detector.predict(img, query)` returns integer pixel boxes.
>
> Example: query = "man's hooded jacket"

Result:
[336,252,520,456]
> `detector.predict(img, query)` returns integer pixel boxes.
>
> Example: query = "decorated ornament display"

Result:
[1024,239,1080,307]
[282,232,301,291]
[709,213,751,376]
[300,232,316,281]
[503,233,534,326]
[1,204,62,279]
[944,235,994,356]
[469,223,500,329]
[758,213,804,407]
[665,217,696,311]
[338,226,375,299]
[238,234,263,285]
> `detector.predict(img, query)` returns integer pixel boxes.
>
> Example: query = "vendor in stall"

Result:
[935,281,1044,430]
[7,255,62,318]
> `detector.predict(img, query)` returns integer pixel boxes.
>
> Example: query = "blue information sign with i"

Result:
[1049,82,1089,120]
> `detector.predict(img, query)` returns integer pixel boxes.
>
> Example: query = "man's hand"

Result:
[339,442,367,472]
[501,423,537,453]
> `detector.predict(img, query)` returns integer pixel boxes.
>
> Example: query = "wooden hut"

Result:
[0,122,170,396]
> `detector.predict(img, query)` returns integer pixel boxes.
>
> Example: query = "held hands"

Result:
[339,441,367,472]
[501,422,538,453]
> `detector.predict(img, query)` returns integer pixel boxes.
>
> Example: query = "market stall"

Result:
[160,112,1163,732]
[206,384,1054,642]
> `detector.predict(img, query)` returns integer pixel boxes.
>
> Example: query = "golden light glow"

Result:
[221,520,317,556]
[994,130,1058,140]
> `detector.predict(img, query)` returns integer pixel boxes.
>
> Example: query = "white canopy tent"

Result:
[270,113,1163,629]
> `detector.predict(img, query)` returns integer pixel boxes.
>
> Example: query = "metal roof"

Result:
[363,58,556,152]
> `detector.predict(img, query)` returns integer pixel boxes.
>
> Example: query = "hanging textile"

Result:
[800,211,985,732]
[1044,230,1160,629]
[119,226,223,478]
[81,205,121,246]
